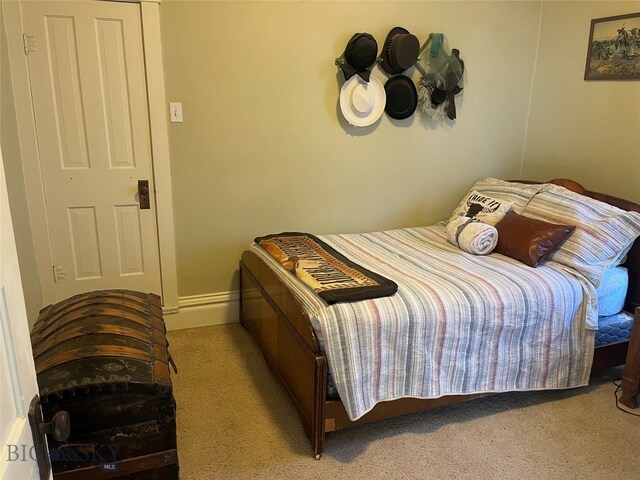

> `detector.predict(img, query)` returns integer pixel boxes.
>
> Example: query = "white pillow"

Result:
[448,190,514,226]
[522,183,640,286]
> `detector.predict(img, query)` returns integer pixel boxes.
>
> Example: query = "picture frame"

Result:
[584,12,640,81]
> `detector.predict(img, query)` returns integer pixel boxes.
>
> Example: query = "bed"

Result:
[239,179,640,458]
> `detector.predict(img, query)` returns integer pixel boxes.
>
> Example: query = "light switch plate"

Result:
[169,102,183,123]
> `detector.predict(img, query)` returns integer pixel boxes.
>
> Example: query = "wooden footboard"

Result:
[240,251,327,457]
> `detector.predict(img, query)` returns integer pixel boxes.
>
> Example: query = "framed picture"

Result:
[584,12,640,80]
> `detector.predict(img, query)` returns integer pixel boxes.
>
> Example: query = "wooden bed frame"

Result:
[239,179,640,459]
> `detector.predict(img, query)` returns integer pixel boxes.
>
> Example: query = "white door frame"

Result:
[2,0,179,313]
[0,146,51,480]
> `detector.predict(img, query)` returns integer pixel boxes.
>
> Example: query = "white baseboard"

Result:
[164,291,240,331]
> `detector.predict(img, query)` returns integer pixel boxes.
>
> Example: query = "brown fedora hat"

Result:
[380,27,420,75]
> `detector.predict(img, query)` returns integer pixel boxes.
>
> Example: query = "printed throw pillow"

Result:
[471,177,545,214]
[448,190,514,226]
[522,183,640,286]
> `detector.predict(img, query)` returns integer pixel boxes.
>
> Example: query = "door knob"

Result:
[138,180,150,209]
[42,410,71,442]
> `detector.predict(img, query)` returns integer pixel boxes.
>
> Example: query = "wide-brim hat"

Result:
[380,27,420,75]
[338,33,378,82]
[339,75,386,127]
[384,75,417,120]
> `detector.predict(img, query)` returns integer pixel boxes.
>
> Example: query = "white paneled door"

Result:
[22,0,161,300]
[0,148,48,479]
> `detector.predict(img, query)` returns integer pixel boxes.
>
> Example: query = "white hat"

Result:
[339,75,386,127]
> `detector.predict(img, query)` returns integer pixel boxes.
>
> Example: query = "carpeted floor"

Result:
[167,324,639,480]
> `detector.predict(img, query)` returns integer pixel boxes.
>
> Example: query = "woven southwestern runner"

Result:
[254,232,397,304]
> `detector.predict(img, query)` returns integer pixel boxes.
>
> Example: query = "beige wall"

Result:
[2,0,637,308]
[161,0,543,295]
[522,0,640,203]
[1,11,42,325]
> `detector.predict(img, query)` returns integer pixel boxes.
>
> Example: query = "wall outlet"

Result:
[169,102,183,123]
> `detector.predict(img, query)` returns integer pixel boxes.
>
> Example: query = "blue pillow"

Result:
[596,267,628,317]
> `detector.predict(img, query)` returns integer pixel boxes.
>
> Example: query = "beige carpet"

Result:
[167,324,639,480]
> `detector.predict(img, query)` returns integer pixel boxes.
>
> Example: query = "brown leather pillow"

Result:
[494,212,575,267]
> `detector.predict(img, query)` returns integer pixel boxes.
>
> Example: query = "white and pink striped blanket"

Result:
[250,223,598,421]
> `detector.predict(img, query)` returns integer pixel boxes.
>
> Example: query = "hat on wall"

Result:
[384,75,417,120]
[336,33,378,82]
[380,27,420,75]
[339,75,386,127]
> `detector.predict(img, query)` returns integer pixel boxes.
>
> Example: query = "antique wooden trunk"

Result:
[30,290,179,480]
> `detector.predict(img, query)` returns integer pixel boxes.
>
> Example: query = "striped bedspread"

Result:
[250,224,598,421]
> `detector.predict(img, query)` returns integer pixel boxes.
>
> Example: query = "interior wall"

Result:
[0,10,42,325]
[521,0,640,202]
[161,0,543,296]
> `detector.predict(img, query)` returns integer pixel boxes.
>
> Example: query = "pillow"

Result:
[596,266,628,317]
[448,190,514,226]
[494,212,575,267]
[470,177,545,213]
[522,183,640,286]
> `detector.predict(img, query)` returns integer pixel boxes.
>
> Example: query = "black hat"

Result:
[384,75,417,120]
[380,27,420,75]
[338,33,378,82]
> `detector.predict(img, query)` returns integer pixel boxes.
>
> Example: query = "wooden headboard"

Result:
[514,179,640,313]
